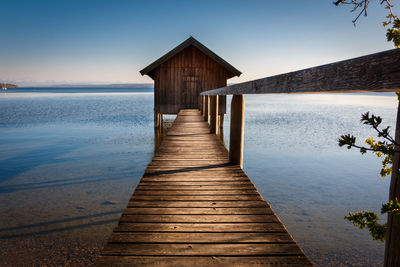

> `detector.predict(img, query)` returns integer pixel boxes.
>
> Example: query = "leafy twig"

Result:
[334,0,400,47]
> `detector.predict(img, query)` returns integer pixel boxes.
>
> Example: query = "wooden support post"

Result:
[203,95,209,122]
[385,99,400,267]
[154,122,163,152]
[154,111,160,128]
[210,95,219,134]
[229,95,245,168]
[199,95,204,115]
[219,114,224,129]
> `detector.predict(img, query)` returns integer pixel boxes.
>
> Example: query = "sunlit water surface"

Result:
[0,89,397,266]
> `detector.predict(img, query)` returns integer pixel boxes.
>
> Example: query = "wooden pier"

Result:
[97,109,312,266]
[95,42,400,265]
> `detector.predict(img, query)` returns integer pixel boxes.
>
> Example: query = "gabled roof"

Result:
[140,37,241,79]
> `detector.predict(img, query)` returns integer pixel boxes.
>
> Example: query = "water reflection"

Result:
[0,210,122,239]
[154,116,175,152]
[0,90,154,266]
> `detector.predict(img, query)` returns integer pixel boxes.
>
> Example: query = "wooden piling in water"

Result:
[154,112,161,128]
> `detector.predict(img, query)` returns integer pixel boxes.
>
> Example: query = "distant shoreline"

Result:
[5,82,238,89]
[4,88,154,94]
[19,83,154,89]
[2,83,18,88]
[16,87,154,90]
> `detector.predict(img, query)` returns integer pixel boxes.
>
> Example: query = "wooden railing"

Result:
[200,48,400,267]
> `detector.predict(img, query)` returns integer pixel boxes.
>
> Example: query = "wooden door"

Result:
[182,73,200,109]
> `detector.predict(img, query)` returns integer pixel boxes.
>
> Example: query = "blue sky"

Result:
[1,0,398,86]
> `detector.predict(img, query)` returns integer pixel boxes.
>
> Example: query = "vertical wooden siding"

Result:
[154,45,227,114]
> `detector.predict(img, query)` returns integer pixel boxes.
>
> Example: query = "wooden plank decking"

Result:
[97,109,313,266]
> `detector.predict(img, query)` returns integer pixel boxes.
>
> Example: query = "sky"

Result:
[1,0,398,86]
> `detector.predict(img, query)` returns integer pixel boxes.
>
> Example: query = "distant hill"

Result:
[2,83,18,88]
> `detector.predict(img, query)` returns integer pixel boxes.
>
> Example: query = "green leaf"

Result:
[344,211,386,241]
[382,198,400,214]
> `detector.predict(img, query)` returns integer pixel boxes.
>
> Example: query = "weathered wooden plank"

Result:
[101,243,303,256]
[143,172,244,177]
[157,140,224,143]
[144,170,246,175]
[154,152,228,155]
[155,147,226,150]
[140,178,249,183]
[157,140,224,144]
[143,170,245,175]
[166,130,211,134]
[142,173,248,177]
[159,137,217,139]
[155,148,227,151]
[133,190,258,196]
[147,161,231,165]
[147,169,242,174]
[130,195,262,201]
[154,149,226,152]
[201,48,400,96]
[127,201,269,208]
[122,207,273,215]
[97,256,312,266]
[158,143,223,146]
[107,232,294,243]
[119,214,279,223]
[154,152,226,155]
[148,160,230,166]
[138,181,253,186]
[150,158,230,162]
[141,176,248,181]
[144,171,244,175]
[135,185,255,190]
[142,174,248,178]
[115,222,287,232]
[145,164,241,169]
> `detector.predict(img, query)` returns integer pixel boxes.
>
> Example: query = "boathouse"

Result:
[140,37,241,126]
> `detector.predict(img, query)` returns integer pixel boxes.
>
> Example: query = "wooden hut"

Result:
[140,37,241,126]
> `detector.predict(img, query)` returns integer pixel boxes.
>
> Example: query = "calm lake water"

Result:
[0,88,397,266]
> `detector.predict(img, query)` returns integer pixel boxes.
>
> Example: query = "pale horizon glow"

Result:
[1,0,398,86]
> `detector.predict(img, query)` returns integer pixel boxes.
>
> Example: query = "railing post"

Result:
[229,95,244,168]
[385,99,400,267]
[200,96,204,115]
[154,111,160,128]
[210,95,219,134]
[203,95,209,122]
[219,114,224,129]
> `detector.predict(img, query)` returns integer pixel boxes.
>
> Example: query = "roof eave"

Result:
[140,37,241,79]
